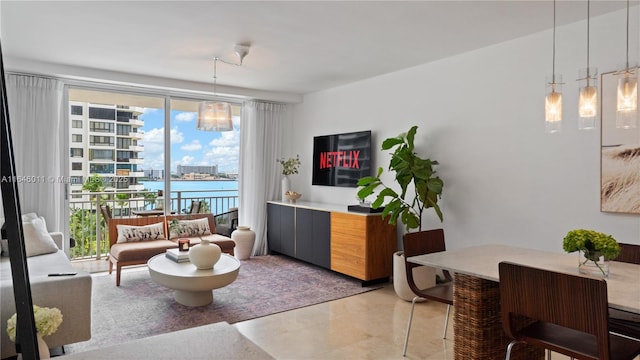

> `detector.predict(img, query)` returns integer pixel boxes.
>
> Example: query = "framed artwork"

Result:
[600,69,640,214]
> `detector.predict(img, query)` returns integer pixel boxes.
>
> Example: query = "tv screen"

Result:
[312,130,372,187]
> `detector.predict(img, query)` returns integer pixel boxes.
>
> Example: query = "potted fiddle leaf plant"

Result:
[357,125,443,230]
[357,125,444,300]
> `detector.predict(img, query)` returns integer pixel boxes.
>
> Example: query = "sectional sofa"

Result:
[0,217,92,359]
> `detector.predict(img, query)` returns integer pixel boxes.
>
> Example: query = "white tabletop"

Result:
[148,253,240,279]
[408,244,640,314]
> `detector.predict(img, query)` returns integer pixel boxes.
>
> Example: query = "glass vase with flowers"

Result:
[563,229,620,278]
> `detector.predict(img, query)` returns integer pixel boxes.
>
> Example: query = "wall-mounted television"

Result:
[312,130,372,187]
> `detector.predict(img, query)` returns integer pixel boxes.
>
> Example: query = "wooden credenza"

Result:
[267,201,397,283]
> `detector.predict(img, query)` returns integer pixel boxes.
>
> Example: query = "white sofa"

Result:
[0,222,92,359]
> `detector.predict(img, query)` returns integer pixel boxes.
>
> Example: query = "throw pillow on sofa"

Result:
[169,218,211,239]
[117,222,166,243]
[23,217,59,257]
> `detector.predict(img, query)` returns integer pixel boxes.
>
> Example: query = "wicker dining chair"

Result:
[609,243,640,340]
[499,261,640,360]
[402,229,453,357]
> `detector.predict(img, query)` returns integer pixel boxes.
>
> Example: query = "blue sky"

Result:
[138,109,240,174]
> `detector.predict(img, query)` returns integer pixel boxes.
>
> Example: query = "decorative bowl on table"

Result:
[285,191,302,203]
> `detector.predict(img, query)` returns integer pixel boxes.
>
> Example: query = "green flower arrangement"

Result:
[277,155,301,176]
[6,305,63,342]
[563,229,620,276]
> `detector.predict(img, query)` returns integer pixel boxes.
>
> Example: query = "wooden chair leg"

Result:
[116,264,122,286]
[108,259,113,274]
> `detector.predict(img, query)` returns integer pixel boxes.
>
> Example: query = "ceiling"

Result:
[0,1,635,97]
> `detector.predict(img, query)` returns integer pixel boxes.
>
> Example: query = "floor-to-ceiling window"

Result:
[66,86,242,260]
[67,88,165,259]
[168,99,240,216]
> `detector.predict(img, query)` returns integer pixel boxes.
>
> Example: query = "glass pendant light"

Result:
[196,45,250,132]
[545,0,563,133]
[197,58,233,132]
[577,0,597,130]
[616,0,638,129]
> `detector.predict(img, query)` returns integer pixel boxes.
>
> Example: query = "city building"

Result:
[142,169,164,180]
[68,102,146,199]
[176,165,218,177]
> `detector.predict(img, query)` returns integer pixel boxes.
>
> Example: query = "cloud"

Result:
[175,112,195,122]
[171,155,195,171]
[181,140,202,152]
[208,129,239,147]
[202,144,240,173]
[139,127,184,170]
[142,108,160,115]
[198,129,241,172]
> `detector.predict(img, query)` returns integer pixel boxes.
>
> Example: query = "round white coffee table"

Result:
[147,253,240,306]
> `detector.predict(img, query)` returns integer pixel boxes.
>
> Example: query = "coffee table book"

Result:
[166,248,190,263]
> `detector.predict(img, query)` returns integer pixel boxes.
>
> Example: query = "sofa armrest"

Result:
[49,231,64,250]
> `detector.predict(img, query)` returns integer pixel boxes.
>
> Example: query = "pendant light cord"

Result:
[552,0,557,84]
[587,0,590,74]
[625,0,630,70]
[213,57,219,97]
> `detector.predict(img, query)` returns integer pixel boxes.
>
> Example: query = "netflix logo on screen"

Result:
[318,151,360,169]
[312,130,372,188]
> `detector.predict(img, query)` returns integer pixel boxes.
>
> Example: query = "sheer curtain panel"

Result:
[6,75,64,233]
[239,101,288,255]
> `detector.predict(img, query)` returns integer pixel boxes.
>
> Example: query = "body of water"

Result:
[141,180,238,195]
[141,180,239,214]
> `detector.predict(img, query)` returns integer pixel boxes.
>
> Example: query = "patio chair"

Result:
[100,204,112,223]
[499,261,640,360]
[214,208,238,237]
[189,200,205,214]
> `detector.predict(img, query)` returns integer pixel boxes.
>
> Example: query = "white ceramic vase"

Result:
[16,334,50,360]
[189,239,221,270]
[232,226,256,260]
[38,334,50,359]
[281,175,290,202]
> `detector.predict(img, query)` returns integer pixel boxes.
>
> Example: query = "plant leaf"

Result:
[381,137,403,150]
[406,126,417,152]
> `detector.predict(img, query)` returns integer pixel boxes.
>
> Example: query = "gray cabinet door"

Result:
[267,203,295,257]
[296,208,330,268]
[267,203,280,253]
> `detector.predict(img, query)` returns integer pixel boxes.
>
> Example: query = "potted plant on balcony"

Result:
[357,125,444,300]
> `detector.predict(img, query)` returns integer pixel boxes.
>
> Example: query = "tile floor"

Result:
[236,283,579,360]
[235,283,454,360]
[69,259,583,360]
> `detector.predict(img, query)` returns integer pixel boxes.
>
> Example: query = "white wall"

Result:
[288,8,640,252]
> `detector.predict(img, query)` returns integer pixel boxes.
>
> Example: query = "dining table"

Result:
[408,244,640,360]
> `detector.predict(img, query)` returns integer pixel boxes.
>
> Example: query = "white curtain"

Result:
[239,101,288,255]
[6,74,64,233]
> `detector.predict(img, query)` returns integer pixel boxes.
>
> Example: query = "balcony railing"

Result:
[68,189,238,261]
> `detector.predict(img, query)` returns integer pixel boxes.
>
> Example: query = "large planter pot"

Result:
[393,251,436,301]
[232,226,256,260]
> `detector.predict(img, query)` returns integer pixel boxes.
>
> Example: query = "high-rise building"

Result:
[69,102,146,199]
[176,165,218,176]
[142,169,164,180]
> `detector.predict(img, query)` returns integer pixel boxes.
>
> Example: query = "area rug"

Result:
[65,255,381,353]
